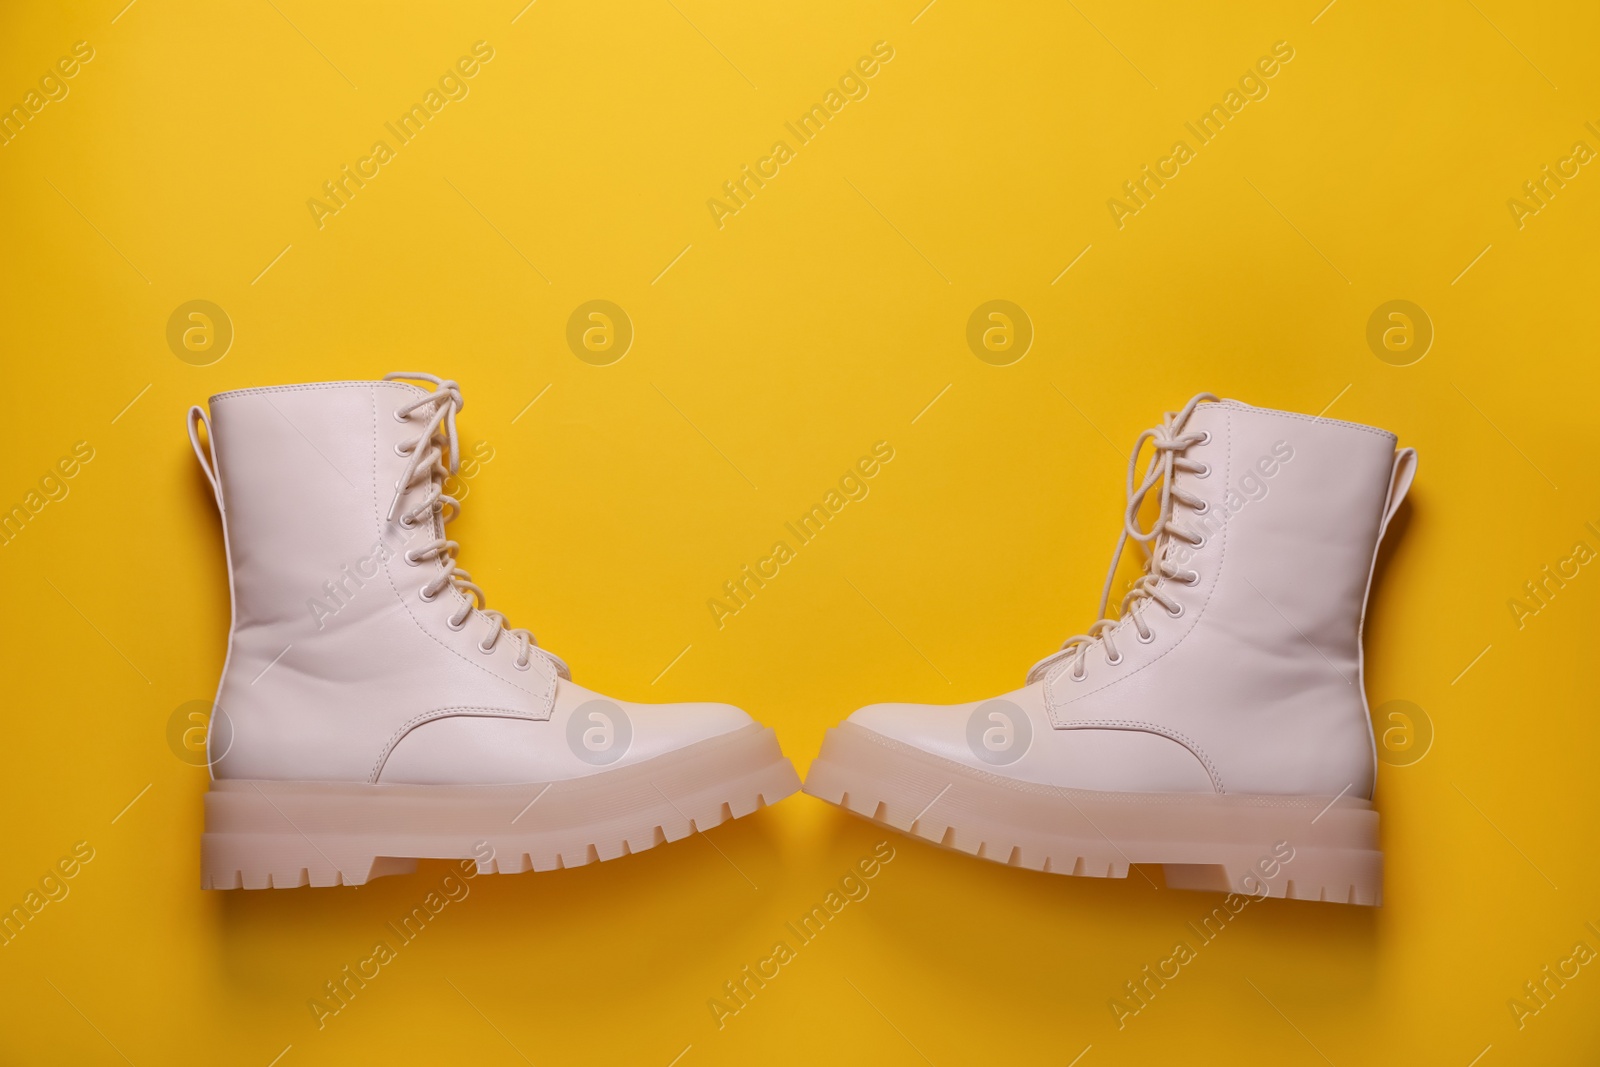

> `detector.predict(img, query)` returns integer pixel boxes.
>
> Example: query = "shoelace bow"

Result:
[383,371,569,678]
[1027,392,1219,685]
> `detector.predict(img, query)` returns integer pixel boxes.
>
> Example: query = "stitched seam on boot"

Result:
[1214,400,1397,442]
[210,381,427,405]
[369,706,538,783]
[1054,719,1224,792]
[1046,406,1232,722]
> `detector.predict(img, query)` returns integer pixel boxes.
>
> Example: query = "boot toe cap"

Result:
[845,701,981,766]
[638,700,755,749]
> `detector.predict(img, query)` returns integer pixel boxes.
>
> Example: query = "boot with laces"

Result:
[187,373,799,889]
[803,394,1416,905]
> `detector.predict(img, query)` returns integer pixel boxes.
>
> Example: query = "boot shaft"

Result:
[1165,399,1402,669]
[1043,397,1414,797]
[208,380,434,636]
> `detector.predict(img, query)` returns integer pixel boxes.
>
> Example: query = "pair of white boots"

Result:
[188,374,1415,905]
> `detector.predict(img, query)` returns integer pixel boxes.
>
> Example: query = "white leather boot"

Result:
[187,373,799,889]
[804,394,1416,905]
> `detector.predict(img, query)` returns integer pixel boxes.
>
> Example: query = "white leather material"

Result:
[201,379,749,785]
[378,682,754,784]
[848,684,1215,792]
[844,398,1412,799]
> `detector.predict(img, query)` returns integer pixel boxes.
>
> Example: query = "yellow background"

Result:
[3,0,1597,1063]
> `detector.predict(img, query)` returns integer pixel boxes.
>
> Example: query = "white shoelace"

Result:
[1027,392,1218,685]
[383,372,569,678]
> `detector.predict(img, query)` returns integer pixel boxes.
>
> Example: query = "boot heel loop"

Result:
[1380,447,1417,539]
[187,405,222,510]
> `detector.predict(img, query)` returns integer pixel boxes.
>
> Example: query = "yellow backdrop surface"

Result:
[2,0,1597,1064]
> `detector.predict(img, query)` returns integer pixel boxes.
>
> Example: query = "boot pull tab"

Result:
[1379,447,1417,539]
[187,405,223,511]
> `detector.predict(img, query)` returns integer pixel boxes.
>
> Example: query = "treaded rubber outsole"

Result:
[802,723,1382,906]
[202,725,799,889]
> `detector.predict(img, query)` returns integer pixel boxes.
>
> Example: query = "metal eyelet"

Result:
[393,408,410,423]
[399,514,416,530]
[1193,499,1210,515]
[1069,664,1087,682]
[1198,430,1212,445]
[445,613,466,631]
[513,658,531,672]
[1137,628,1156,644]
[419,586,436,603]
[1182,570,1201,585]
[1105,650,1124,666]
[1191,533,1207,549]
[1165,601,1185,619]
[477,641,496,655]
[395,441,413,457]
[1194,463,1212,479]
[403,550,420,566]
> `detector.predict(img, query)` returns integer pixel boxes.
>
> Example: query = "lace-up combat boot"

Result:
[187,373,799,889]
[803,394,1416,905]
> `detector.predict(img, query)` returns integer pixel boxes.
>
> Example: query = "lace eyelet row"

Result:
[1048,394,1218,689]
[419,590,506,657]
[1067,606,1189,681]
[421,591,501,655]
[1193,428,1212,484]
[388,391,548,676]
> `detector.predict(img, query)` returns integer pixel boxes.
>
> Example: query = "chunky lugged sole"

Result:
[202,725,799,890]
[803,723,1382,906]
